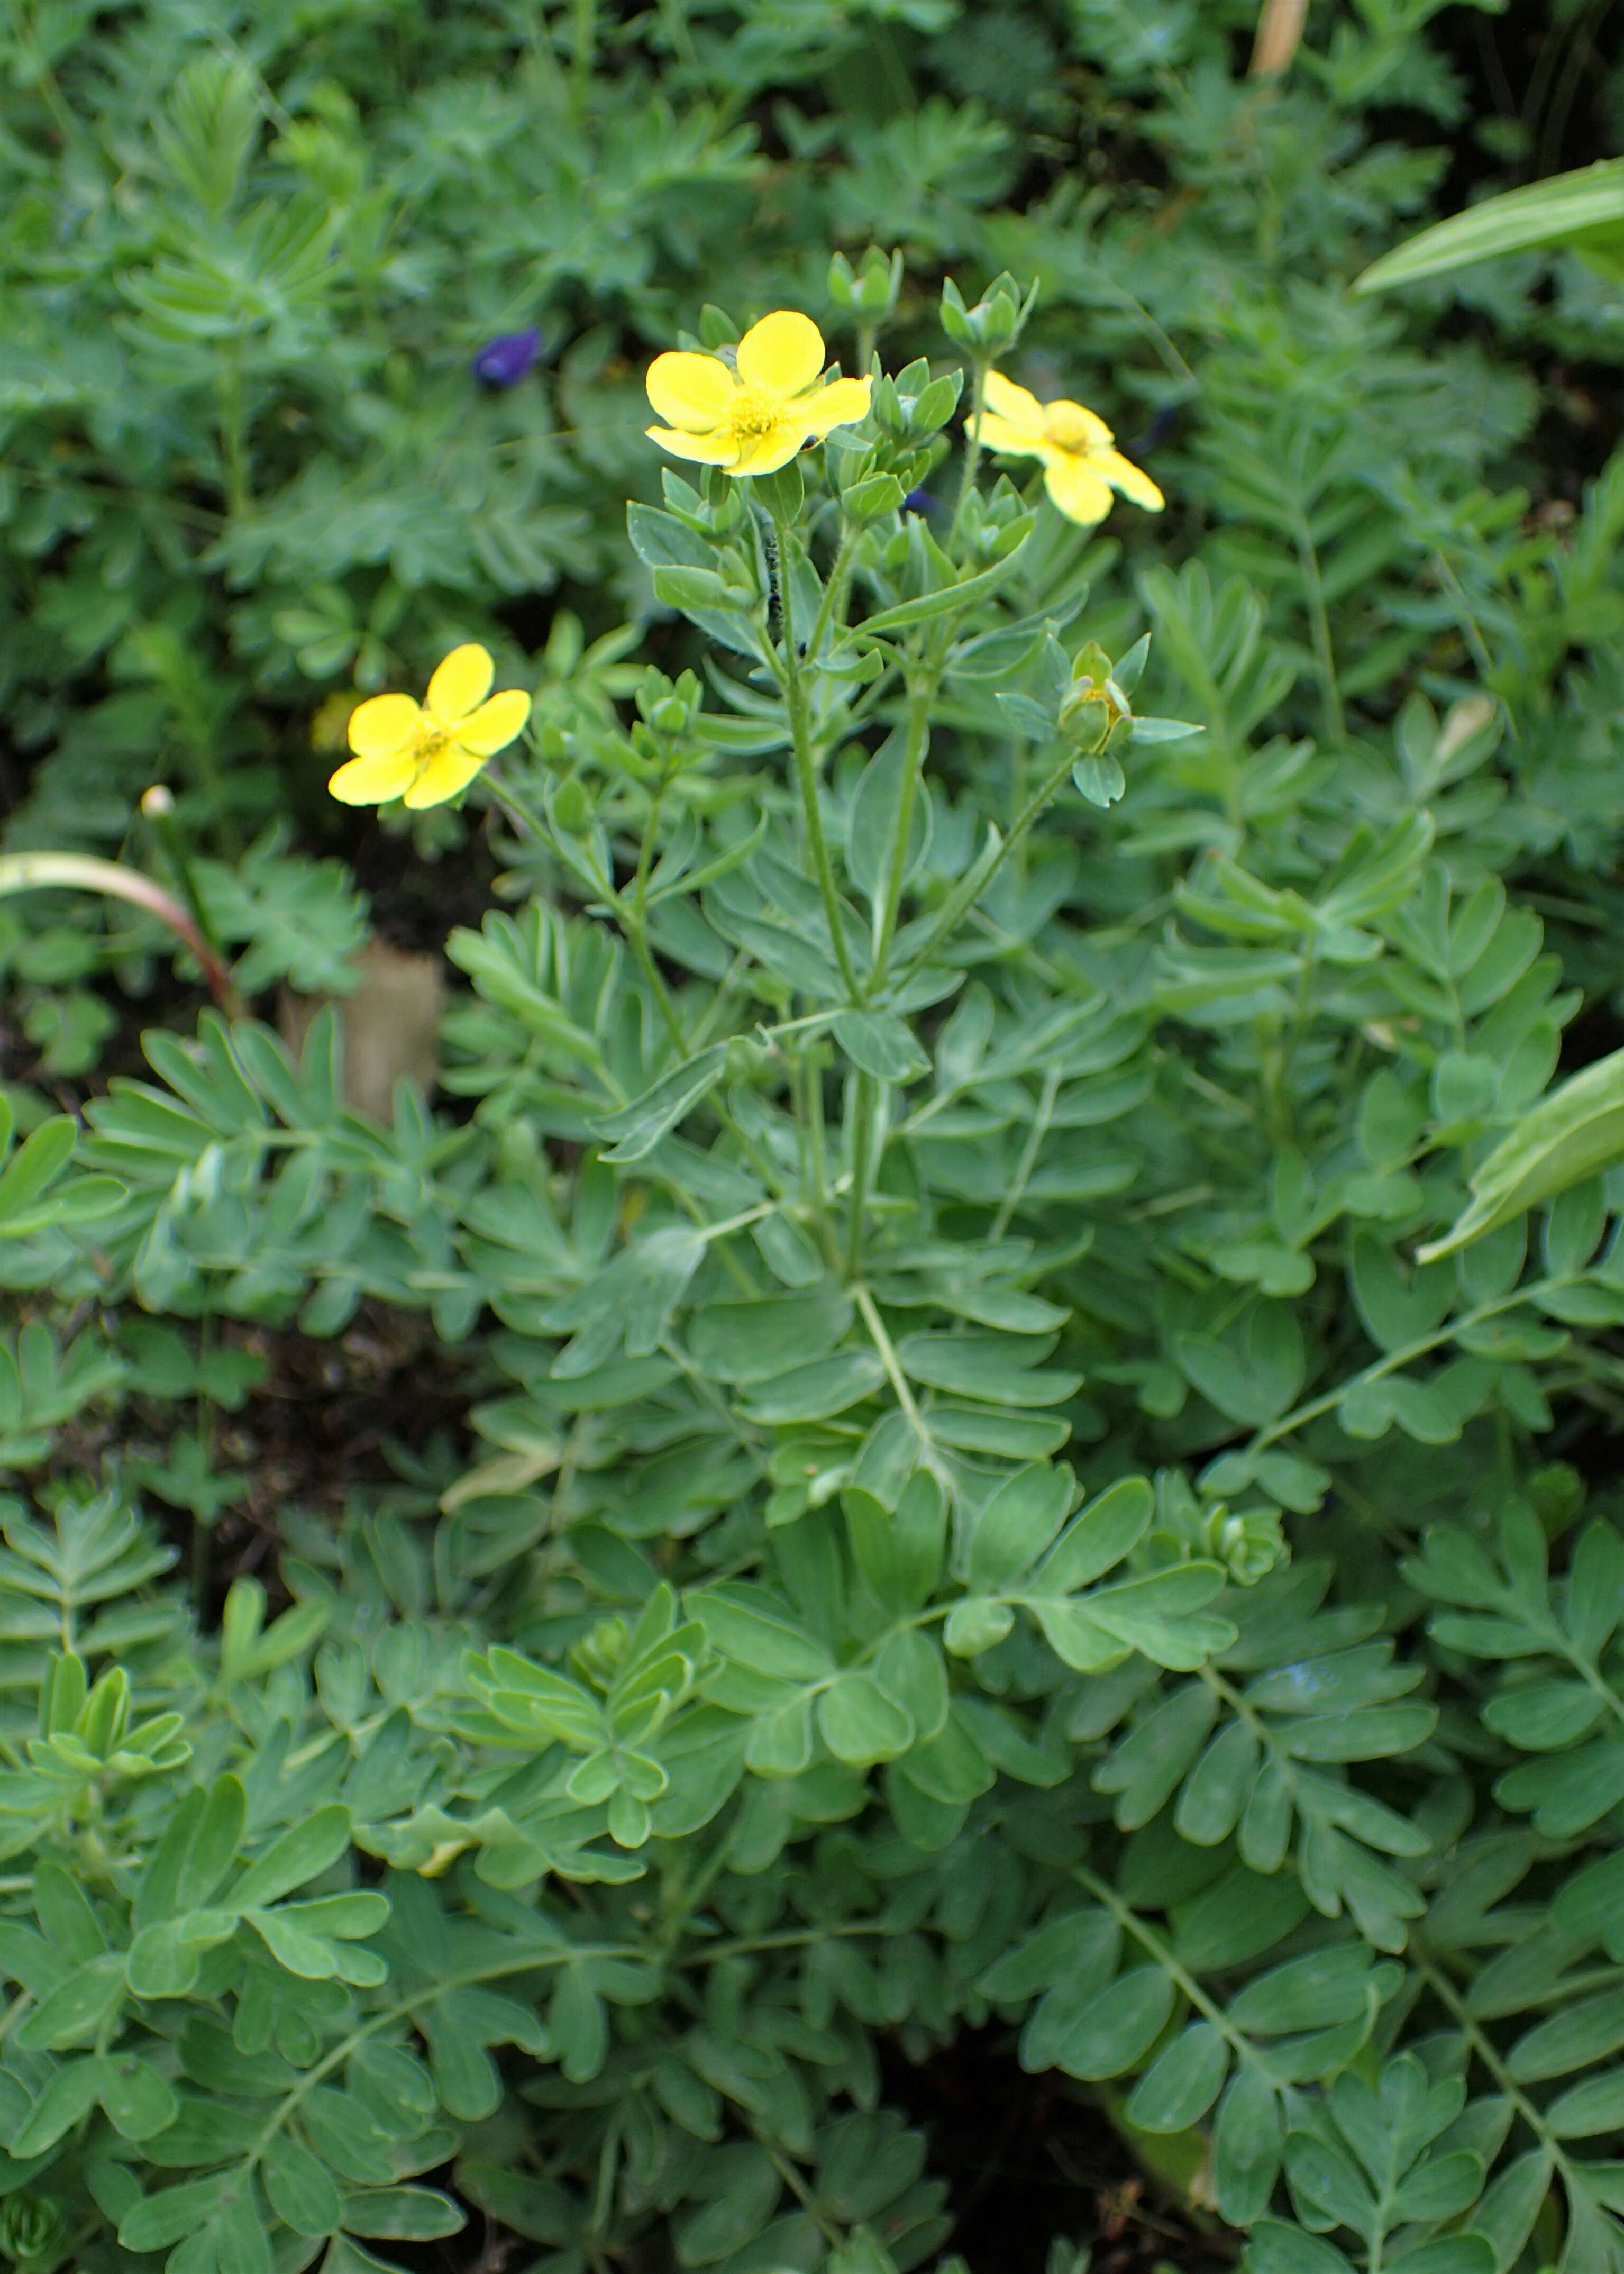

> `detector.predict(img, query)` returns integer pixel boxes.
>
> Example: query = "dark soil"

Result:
[376,2027,1238,2274]
[106,1304,478,1618]
[346,809,507,958]
[886,2029,1236,2274]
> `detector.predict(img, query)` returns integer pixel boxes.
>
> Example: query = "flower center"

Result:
[1045,403,1100,453]
[724,386,782,442]
[414,727,450,769]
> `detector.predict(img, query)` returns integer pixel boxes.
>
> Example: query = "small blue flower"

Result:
[1129,405,1180,456]
[903,487,936,514]
[473,328,542,387]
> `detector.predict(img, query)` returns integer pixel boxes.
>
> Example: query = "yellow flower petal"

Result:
[1094,446,1164,511]
[646,350,735,431]
[645,424,736,464]
[402,743,489,809]
[426,643,494,724]
[346,692,424,759]
[328,748,420,805]
[798,375,872,439]
[731,423,809,477]
[736,310,824,397]
[454,687,532,757]
[982,370,1047,434]
[1042,454,1115,525]
[969,411,1048,460]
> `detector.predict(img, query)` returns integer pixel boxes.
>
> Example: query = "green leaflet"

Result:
[1354,159,1624,293]
[1418,1051,1624,1260]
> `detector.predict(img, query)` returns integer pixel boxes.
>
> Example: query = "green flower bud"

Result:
[828,245,903,322]
[940,270,1033,354]
[1059,642,1133,753]
[697,304,739,349]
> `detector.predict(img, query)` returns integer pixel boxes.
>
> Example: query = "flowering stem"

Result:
[950,356,990,550]
[769,510,862,1001]
[142,787,224,973]
[807,522,857,661]
[570,0,598,105]
[868,674,934,991]
[217,345,250,518]
[1293,507,1344,741]
[0,853,241,1012]
[892,743,1077,992]
[845,1071,877,1280]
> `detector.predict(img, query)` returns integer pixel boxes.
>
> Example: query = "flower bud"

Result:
[1059,641,1132,752]
[140,784,175,818]
[828,245,903,323]
[697,304,739,350]
[940,271,1032,354]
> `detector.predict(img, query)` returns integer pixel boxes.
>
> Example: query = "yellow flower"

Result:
[970,372,1164,525]
[645,310,872,477]
[327,644,531,810]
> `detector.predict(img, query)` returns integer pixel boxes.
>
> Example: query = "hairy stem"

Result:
[771,512,863,999]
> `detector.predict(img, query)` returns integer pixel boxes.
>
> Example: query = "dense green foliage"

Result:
[8,5,1624,2274]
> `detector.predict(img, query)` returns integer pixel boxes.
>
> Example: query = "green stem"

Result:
[570,0,598,104]
[1073,1864,1278,2091]
[950,358,990,549]
[892,743,1077,992]
[143,789,226,971]
[247,1942,643,2195]
[1412,1947,1576,2181]
[217,346,250,519]
[633,782,665,925]
[1293,510,1343,741]
[854,1282,946,1478]
[989,1065,1060,1241]
[771,511,862,1000]
[869,675,934,989]
[807,522,857,662]
[845,1072,877,1279]
[1242,1272,1580,1462]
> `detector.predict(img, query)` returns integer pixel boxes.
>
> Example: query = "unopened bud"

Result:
[940,271,1032,354]
[141,784,175,818]
[1059,668,1130,754]
[828,245,903,323]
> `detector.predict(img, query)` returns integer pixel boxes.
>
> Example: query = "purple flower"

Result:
[904,488,936,514]
[472,328,542,387]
